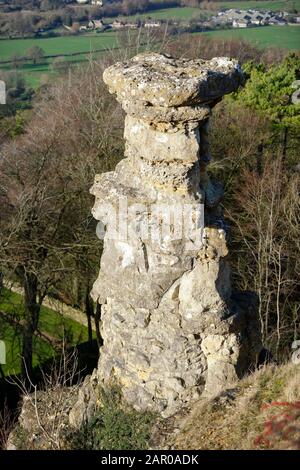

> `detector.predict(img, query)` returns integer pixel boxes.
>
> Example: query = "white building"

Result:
[112,20,125,29]
[251,15,264,25]
[232,19,250,28]
[144,20,162,28]
[88,19,104,29]
[125,22,139,29]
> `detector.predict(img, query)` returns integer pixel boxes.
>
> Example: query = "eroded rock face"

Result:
[103,54,244,107]
[73,53,262,420]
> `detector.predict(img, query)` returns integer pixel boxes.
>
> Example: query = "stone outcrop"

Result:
[74,53,262,420]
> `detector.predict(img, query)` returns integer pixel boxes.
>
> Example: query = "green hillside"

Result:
[201,25,300,50]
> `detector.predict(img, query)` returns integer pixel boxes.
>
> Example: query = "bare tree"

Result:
[227,156,300,357]
[26,46,45,65]
[0,59,124,380]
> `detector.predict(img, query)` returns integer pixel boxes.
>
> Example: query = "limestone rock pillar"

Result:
[89,53,262,416]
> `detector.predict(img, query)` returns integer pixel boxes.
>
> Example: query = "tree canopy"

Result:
[234,54,300,130]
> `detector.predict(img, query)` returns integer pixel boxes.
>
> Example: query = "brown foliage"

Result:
[165,33,288,65]
[228,158,300,357]
[0,58,124,377]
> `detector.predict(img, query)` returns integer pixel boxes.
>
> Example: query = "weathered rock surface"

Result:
[71,53,262,422]
[103,54,244,107]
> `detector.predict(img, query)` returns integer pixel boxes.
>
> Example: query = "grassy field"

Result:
[201,25,300,50]
[0,55,96,87]
[107,7,204,22]
[109,1,300,22]
[0,32,118,62]
[0,288,90,376]
[0,3,299,88]
[0,31,119,87]
[214,0,300,11]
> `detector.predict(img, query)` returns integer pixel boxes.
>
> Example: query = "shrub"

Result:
[67,385,157,450]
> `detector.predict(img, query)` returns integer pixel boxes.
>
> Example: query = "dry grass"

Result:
[164,363,300,450]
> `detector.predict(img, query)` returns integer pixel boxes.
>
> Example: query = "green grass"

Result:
[215,1,300,11]
[0,4,299,88]
[0,32,118,62]
[0,288,90,376]
[108,1,300,22]
[0,61,55,87]
[1,320,54,377]
[200,25,300,50]
[2,55,96,88]
[106,7,205,22]
[0,31,119,87]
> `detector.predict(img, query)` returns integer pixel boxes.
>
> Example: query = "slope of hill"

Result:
[157,363,300,450]
[5,363,300,450]
[202,25,300,51]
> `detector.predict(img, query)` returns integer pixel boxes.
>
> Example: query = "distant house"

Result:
[252,14,264,25]
[76,0,104,4]
[79,19,104,31]
[269,16,287,25]
[64,24,74,31]
[144,20,162,28]
[125,22,139,29]
[275,14,287,21]
[112,20,125,29]
[218,8,290,28]
[88,19,104,29]
[229,9,241,17]
[232,19,250,28]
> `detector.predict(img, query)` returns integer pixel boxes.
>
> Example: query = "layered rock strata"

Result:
[82,53,262,418]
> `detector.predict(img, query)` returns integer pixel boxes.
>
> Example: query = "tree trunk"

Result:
[256,142,264,176]
[21,321,34,383]
[21,271,40,384]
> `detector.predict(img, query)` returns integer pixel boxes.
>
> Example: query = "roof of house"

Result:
[222,8,287,22]
[233,18,249,24]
